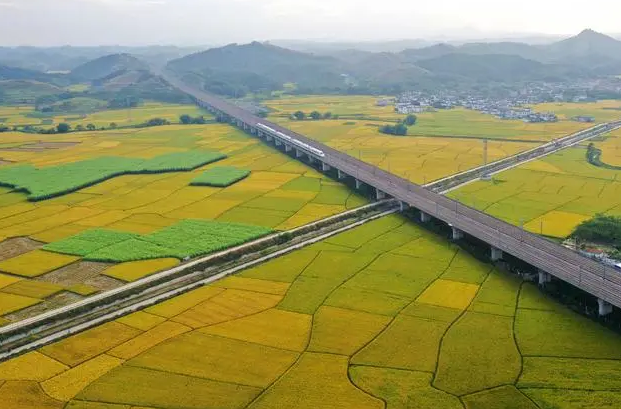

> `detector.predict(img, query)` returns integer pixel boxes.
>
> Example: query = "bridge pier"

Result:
[337,169,347,180]
[399,201,409,212]
[275,139,282,147]
[450,225,464,241]
[538,270,552,286]
[296,149,304,158]
[355,179,363,189]
[420,211,432,223]
[322,162,331,172]
[266,135,273,142]
[491,246,503,262]
[285,144,293,152]
[376,189,386,200]
[598,298,613,316]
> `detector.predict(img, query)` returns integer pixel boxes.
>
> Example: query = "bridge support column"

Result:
[376,189,386,200]
[275,139,282,146]
[296,149,304,158]
[337,169,347,180]
[491,246,503,262]
[257,131,263,138]
[308,156,316,164]
[266,135,273,142]
[285,144,293,152]
[355,179,363,189]
[399,201,409,211]
[598,298,613,316]
[420,211,431,223]
[450,225,464,240]
[538,270,552,286]
[322,162,331,172]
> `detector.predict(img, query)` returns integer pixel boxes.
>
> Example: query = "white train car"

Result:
[257,123,325,158]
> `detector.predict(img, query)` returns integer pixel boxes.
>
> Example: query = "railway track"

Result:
[0,200,399,361]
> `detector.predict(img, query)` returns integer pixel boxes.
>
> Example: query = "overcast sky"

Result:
[1,0,620,46]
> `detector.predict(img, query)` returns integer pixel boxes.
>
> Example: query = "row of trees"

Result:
[291,111,335,121]
[379,114,418,136]
[14,117,172,135]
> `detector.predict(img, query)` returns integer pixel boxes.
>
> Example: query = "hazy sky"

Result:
[1,0,620,46]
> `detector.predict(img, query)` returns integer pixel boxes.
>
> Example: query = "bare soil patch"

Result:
[0,237,43,261]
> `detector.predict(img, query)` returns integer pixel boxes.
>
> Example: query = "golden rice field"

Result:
[449,129,621,238]
[263,96,618,184]
[0,102,208,128]
[0,117,366,322]
[1,214,619,409]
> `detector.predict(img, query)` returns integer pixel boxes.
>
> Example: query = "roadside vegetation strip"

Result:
[0,150,226,201]
[190,166,250,187]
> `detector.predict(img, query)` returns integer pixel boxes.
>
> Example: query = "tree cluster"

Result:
[179,114,208,124]
[572,214,621,249]
[291,111,334,121]
[379,114,417,136]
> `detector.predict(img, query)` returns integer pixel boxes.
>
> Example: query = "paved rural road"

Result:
[159,71,621,310]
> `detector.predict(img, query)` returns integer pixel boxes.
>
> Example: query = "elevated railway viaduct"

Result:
[165,74,621,316]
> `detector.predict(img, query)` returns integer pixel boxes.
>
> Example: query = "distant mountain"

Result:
[71,54,149,82]
[167,42,346,95]
[0,46,202,73]
[549,29,621,58]
[416,54,581,82]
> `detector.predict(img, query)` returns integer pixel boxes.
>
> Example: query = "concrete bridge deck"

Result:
[163,73,621,314]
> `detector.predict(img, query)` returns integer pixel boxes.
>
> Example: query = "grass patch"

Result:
[44,220,273,262]
[190,166,250,187]
[0,151,226,201]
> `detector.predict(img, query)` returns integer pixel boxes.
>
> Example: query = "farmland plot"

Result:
[1,214,619,409]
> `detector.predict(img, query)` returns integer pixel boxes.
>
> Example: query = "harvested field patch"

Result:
[0,237,42,260]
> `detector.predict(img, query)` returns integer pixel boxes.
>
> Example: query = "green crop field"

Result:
[449,129,621,238]
[1,214,619,409]
[190,166,251,187]
[0,103,367,323]
[0,151,226,201]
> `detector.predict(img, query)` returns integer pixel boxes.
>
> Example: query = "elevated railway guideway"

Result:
[161,72,621,315]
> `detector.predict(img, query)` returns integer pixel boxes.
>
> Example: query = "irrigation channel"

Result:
[0,200,398,361]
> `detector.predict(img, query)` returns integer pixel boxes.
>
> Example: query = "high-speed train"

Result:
[257,123,325,158]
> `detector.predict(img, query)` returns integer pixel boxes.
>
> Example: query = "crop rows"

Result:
[0,150,226,201]
[44,219,273,262]
[190,166,251,187]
